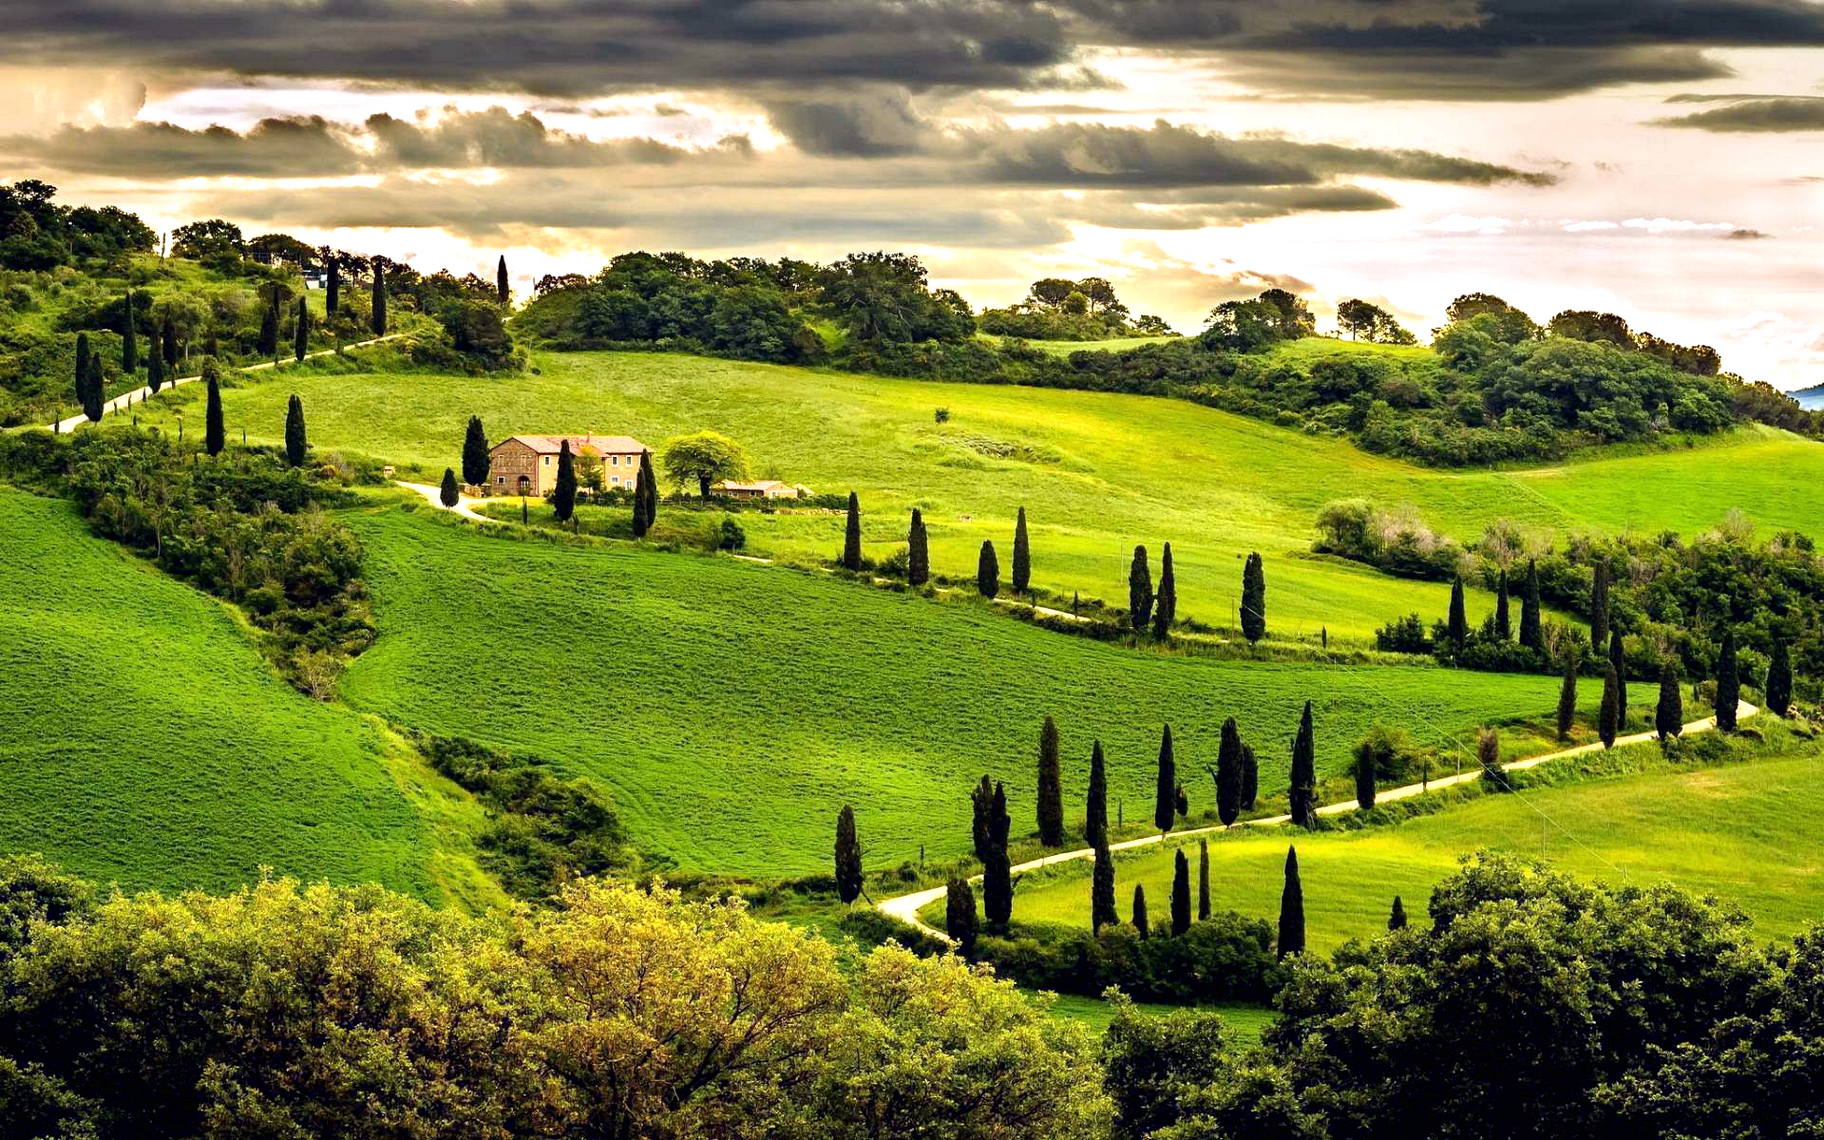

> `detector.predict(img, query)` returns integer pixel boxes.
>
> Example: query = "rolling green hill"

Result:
[338,504,1592,874]
[0,486,492,903]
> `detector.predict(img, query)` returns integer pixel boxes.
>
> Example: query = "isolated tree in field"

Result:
[982,782,1012,927]
[1132,885,1150,939]
[258,292,280,358]
[633,450,658,537]
[293,297,310,362]
[439,468,460,508]
[1241,552,1267,643]
[1085,740,1108,847]
[1290,701,1316,827]
[1198,839,1211,920]
[1128,545,1153,633]
[1091,840,1117,931]
[1354,741,1377,811]
[944,879,977,955]
[1389,896,1408,931]
[1715,628,1740,731]
[971,775,995,863]
[834,805,863,906]
[1599,663,1621,749]
[203,363,224,456]
[82,355,104,422]
[841,492,863,570]
[1520,559,1544,651]
[976,540,999,599]
[1170,850,1191,936]
[284,394,307,467]
[1557,655,1579,741]
[1011,507,1030,594]
[161,314,177,367]
[1154,724,1176,834]
[661,430,748,499]
[1494,571,1511,641]
[906,509,929,586]
[1278,846,1304,957]
[146,341,165,392]
[73,332,90,409]
[1036,716,1063,847]
[370,260,387,335]
[1767,639,1793,717]
[461,416,489,487]
[1590,559,1611,652]
[1479,727,1507,790]
[1447,577,1468,648]
[1215,716,1243,826]
[552,439,577,524]
[325,256,339,315]
[496,254,509,305]
[121,290,137,372]
[1656,663,1683,741]
[1152,542,1176,639]
[1241,745,1258,811]
[1610,629,1629,726]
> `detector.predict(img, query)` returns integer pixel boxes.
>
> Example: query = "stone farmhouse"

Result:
[486,434,649,497]
[713,479,809,500]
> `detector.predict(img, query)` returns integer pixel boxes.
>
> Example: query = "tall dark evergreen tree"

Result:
[1277,846,1305,957]
[1128,545,1153,633]
[370,261,387,335]
[841,492,863,570]
[325,256,340,316]
[1085,741,1108,848]
[971,775,995,863]
[82,355,104,423]
[944,879,977,955]
[203,365,224,457]
[1479,728,1507,791]
[1170,850,1192,936]
[440,468,460,508]
[1153,724,1176,834]
[1289,701,1316,827]
[1241,552,1267,643]
[1389,896,1408,931]
[161,315,177,368]
[906,509,929,586]
[1011,506,1031,595]
[1599,663,1621,749]
[1355,744,1377,811]
[1152,542,1176,639]
[1090,840,1117,931]
[145,342,165,392]
[73,332,90,409]
[1215,716,1242,827]
[121,291,137,372]
[1520,559,1544,651]
[1557,655,1579,741]
[632,450,657,537]
[257,291,280,358]
[1767,639,1793,717]
[1036,717,1063,848]
[1197,839,1211,921]
[284,394,307,467]
[1494,571,1512,641]
[1131,884,1150,939]
[552,439,577,523]
[976,540,1000,599]
[1240,745,1258,811]
[1590,559,1611,652]
[1447,577,1468,649]
[496,255,509,305]
[1610,629,1629,728]
[1656,662,1683,741]
[293,297,310,362]
[981,782,1012,927]
[461,416,490,487]
[1715,628,1740,731]
[834,805,863,906]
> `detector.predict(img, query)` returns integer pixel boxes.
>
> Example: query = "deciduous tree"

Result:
[660,430,749,499]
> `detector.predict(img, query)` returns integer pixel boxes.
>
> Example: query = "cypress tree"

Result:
[1354,742,1376,811]
[1197,838,1211,921]
[161,315,177,368]
[1240,744,1258,811]
[1599,663,1620,749]
[1447,577,1468,648]
[1389,896,1408,931]
[842,491,863,570]
[1277,846,1305,957]
[1768,639,1793,717]
[1170,850,1191,936]
[976,540,999,598]
[203,364,224,457]
[146,342,165,392]
[1716,628,1740,731]
[1215,716,1242,826]
[1494,570,1511,641]
[552,439,577,523]
[944,879,978,955]
[73,332,90,409]
[1131,884,1150,939]
[284,394,307,467]
[1557,655,1579,741]
[1152,541,1176,639]
[294,297,310,362]
[1520,559,1544,651]
[906,509,929,586]
[1036,716,1064,847]
[1241,551,1267,643]
[1153,724,1176,834]
[982,782,1012,927]
[1479,727,1506,791]
[82,355,104,423]
[1011,506,1030,595]
[440,467,460,508]
[1091,840,1117,931]
[971,775,995,863]
[1128,545,1153,633]
[462,415,490,487]
[258,290,280,358]
[1085,741,1108,847]
[1610,628,1629,728]
[1590,559,1611,652]
[325,256,340,316]
[834,805,863,906]
[121,290,138,372]
[1656,662,1683,741]
[633,450,657,537]
[370,261,387,335]
[496,254,509,305]
[1289,701,1316,827]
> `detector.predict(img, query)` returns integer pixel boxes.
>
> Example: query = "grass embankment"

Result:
[340,504,1594,875]
[0,486,497,904]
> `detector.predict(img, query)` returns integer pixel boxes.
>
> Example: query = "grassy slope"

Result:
[0,486,493,902]
[997,744,1824,952]
[135,345,1824,642]
[340,504,1591,875]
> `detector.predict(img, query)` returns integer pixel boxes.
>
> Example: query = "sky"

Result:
[1,0,1821,387]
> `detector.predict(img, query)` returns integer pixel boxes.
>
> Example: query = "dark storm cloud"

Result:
[760,91,931,157]
[1653,96,1824,131]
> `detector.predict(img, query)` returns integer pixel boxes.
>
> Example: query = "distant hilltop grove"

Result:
[4,178,1818,466]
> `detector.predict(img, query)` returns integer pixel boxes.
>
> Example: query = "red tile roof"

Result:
[495,434,648,456]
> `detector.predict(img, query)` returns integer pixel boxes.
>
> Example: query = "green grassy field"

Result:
[990,743,1824,952]
[338,503,1593,874]
[0,487,494,902]
[1044,994,1275,1041]
[133,345,1824,643]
